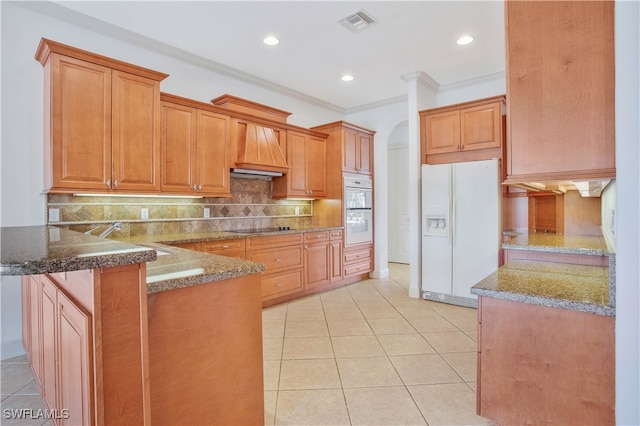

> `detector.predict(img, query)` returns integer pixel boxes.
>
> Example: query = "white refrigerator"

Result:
[421,159,500,308]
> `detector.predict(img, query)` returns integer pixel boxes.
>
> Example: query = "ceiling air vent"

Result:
[339,10,377,33]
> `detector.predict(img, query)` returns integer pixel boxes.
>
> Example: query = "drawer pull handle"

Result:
[276,283,283,287]
[275,258,282,262]
[222,245,230,249]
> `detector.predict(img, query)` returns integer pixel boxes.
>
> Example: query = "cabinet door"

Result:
[460,102,501,151]
[28,276,42,385]
[40,276,58,413]
[506,1,614,179]
[329,241,343,282]
[111,70,161,191]
[424,110,460,155]
[21,277,30,358]
[196,110,230,196]
[342,128,359,173]
[305,242,330,289]
[307,136,327,197]
[57,290,93,426]
[286,131,309,197]
[50,54,112,190]
[357,132,373,175]
[161,102,197,193]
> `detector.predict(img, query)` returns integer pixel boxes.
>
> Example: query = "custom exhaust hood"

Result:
[232,122,289,177]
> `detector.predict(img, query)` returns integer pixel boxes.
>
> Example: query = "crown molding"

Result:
[439,71,506,92]
[16,1,346,114]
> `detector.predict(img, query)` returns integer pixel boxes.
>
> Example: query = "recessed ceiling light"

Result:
[456,35,474,45]
[341,74,354,82]
[263,36,280,46]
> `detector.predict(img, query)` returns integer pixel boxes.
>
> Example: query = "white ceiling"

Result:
[48,1,506,112]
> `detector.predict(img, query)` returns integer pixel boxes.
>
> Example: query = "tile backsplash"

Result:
[47,177,312,237]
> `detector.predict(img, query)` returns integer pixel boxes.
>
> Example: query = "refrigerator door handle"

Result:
[450,166,455,244]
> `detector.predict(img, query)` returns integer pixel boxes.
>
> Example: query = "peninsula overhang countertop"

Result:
[472,232,615,317]
[0,225,266,294]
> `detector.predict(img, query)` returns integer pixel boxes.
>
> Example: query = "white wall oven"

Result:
[344,177,373,246]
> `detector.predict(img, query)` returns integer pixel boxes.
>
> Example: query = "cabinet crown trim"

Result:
[35,38,169,81]
[419,95,505,116]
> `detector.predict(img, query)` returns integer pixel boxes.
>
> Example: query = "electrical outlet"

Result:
[48,208,60,222]
[141,208,149,220]
[295,206,300,216]
[204,207,210,218]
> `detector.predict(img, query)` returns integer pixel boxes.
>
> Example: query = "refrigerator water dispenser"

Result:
[424,216,449,237]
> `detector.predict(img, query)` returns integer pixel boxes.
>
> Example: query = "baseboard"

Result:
[1,339,26,360]
[369,268,389,279]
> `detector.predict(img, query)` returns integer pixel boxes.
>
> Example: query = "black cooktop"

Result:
[229,227,292,234]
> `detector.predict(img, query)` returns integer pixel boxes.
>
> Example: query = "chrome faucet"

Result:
[99,221,123,238]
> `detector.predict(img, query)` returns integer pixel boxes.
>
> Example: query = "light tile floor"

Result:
[1,263,494,426]
[263,263,494,425]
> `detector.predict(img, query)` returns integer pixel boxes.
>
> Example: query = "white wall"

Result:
[614,1,640,423]
[0,1,345,358]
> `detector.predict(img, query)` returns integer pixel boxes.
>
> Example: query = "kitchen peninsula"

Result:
[471,232,615,424]
[1,225,266,425]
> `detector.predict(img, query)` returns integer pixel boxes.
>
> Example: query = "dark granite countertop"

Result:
[0,226,157,275]
[471,260,614,316]
[502,232,611,256]
[119,226,343,246]
[1,225,341,294]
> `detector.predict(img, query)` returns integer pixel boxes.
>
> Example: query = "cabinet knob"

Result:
[106,179,111,188]
[276,283,283,287]
[114,180,119,188]
[193,184,197,191]
[275,258,282,262]
[198,184,202,190]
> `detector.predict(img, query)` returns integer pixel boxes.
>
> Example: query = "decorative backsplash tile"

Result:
[47,178,313,237]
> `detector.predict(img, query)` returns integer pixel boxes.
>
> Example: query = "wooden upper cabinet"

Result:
[343,127,372,175]
[421,96,504,159]
[161,96,231,197]
[161,101,198,193]
[48,54,112,191]
[196,110,230,196]
[36,38,168,194]
[272,130,327,198]
[111,70,161,192]
[504,1,615,182]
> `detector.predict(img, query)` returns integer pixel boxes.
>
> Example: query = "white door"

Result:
[387,146,410,263]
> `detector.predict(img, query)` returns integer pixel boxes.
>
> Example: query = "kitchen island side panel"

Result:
[146,273,264,426]
[478,296,614,424]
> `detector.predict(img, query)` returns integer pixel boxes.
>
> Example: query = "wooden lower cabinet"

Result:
[343,243,373,278]
[304,231,331,289]
[477,296,614,425]
[329,230,343,282]
[56,287,93,426]
[21,265,150,425]
[202,238,246,259]
[247,234,304,301]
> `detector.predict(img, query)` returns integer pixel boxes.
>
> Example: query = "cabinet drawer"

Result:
[203,239,246,254]
[246,233,303,250]
[261,269,303,298]
[248,246,303,272]
[344,248,372,264]
[329,230,343,241]
[172,242,202,251]
[304,230,330,243]
[344,261,372,277]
